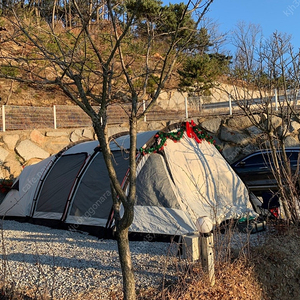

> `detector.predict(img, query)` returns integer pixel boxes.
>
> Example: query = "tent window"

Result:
[35,153,87,214]
[69,151,129,219]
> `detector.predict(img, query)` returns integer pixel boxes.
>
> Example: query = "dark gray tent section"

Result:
[0,123,257,237]
[34,153,87,218]
[66,150,130,227]
[136,154,179,209]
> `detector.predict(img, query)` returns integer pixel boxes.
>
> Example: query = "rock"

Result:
[82,128,94,140]
[15,140,50,161]
[227,115,260,130]
[108,126,128,138]
[157,90,186,110]
[242,144,260,156]
[262,139,279,149]
[2,134,19,150]
[70,131,80,142]
[74,129,83,136]
[0,146,9,162]
[30,129,45,145]
[290,121,300,133]
[43,137,71,154]
[285,136,300,147]
[25,158,44,166]
[147,122,166,131]
[222,145,242,163]
[261,115,282,130]
[247,126,263,137]
[46,131,69,137]
[137,121,148,132]
[201,117,222,133]
[219,125,250,145]
[276,124,290,137]
[4,153,23,178]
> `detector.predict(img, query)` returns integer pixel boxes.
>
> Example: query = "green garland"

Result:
[139,122,221,155]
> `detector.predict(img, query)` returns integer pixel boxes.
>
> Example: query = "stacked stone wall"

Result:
[1,114,300,180]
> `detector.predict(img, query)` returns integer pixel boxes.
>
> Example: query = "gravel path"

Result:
[0,220,269,299]
[0,220,179,299]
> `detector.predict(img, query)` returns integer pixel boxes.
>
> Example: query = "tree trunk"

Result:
[68,1,72,30]
[88,0,92,32]
[116,227,136,300]
[268,134,293,221]
[52,0,57,31]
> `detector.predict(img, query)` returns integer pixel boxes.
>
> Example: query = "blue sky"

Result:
[164,0,300,54]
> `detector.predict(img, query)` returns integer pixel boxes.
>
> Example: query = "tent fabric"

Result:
[163,135,252,225]
[110,131,157,151]
[0,123,257,236]
[130,206,197,235]
[0,156,55,217]
[135,153,179,209]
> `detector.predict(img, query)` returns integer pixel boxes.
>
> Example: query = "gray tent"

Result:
[0,122,257,237]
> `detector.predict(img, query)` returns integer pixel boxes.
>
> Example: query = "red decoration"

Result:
[139,121,221,154]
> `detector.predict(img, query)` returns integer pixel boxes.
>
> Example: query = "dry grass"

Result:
[108,223,300,300]
[251,225,300,300]
[133,258,264,300]
[1,223,300,300]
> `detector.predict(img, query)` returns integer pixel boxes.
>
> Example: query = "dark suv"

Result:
[231,147,300,196]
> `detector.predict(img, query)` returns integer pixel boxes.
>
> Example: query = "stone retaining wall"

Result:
[1,114,300,179]
[0,120,169,179]
[199,114,300,164]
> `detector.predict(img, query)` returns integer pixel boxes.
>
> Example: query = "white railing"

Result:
[0,104,191,132]
[189,90,300,116]
[2,91,299,131]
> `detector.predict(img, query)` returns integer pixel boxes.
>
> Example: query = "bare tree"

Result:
[231,21,263,74]
[228,23,300,223]
[0,0,214,298]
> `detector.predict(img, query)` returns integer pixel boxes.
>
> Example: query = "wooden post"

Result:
[196,216,215,286]
[200,233,215,286]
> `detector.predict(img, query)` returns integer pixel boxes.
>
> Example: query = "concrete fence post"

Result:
[53,105,57,129]
[143,100,146,122]
[229,94,232,116]
[275,89,278,111]
[185,97,188,119]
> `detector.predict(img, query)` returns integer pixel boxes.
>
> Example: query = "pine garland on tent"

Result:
[0,179,13,193]
[139,121,221,155]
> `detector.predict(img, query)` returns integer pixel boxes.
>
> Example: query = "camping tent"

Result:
[0,122,257,237]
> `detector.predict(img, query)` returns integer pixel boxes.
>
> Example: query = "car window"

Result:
[236,150,300,167]
[241,153,268,165]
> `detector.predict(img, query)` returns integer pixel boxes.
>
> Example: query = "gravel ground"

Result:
[0,219,269,299]
[0,220,179,299]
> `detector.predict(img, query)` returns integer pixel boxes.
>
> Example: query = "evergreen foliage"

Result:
[178,53,232,96]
